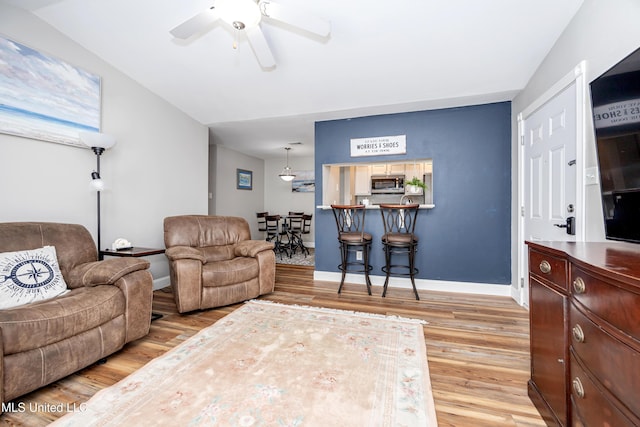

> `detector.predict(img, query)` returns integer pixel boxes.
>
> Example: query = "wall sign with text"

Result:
[593,99,640,129]
[350,135,406,157]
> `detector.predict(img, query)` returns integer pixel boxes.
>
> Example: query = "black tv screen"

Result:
[591,46,640,243]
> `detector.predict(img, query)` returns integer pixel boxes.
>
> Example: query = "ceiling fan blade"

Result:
[259,1,330,37]
[246,26,276,69]
[170,8,219,39]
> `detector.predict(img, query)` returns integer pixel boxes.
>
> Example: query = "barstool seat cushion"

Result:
[382,232,418,244]
[338,231,373,243]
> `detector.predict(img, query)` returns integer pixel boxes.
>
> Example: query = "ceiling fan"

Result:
[170,0,331,69]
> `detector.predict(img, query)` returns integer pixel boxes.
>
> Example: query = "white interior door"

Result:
[525,83,577,243]
[518,64,586,307]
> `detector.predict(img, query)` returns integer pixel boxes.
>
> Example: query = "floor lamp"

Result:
[79,132,116,254]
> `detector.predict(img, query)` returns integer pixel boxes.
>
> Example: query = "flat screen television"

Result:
[591,46,640,243]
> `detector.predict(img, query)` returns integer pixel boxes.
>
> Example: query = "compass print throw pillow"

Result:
[0,246,69,309]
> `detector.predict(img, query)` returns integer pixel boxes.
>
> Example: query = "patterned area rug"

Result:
[51,300,437,426]
[276,247,314,266]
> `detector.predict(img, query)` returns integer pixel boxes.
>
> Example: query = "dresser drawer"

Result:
[530,249,568,292]
[570,351,637,427]
[571,266,640,341]
[570,303,640,416]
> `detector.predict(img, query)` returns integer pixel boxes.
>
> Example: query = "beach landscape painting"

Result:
[292,170,315,193]
[0,35,100,147]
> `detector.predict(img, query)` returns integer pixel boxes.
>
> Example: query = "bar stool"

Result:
[330,204,373,295]
[379,204,420,300]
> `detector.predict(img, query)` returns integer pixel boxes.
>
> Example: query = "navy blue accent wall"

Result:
[314,102,512,285]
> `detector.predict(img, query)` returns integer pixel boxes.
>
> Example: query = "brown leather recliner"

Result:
[164,215,275,313]
[0,222,153,405]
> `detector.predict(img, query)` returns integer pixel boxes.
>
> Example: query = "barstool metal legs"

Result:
[381,244,420,300]
[337,243,348,294]
[408,246,419,300]
[381,245,392,297]
[337,242,372,296]
[363,244,372,295]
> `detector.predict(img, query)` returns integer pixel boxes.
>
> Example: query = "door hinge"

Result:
[520,277,525,289]
[520,206,525,217]
[520,135,525,146]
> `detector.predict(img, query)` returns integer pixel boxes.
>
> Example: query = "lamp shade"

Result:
[279,167,295,182]
[278,147,296,181]
[79,132,116,150]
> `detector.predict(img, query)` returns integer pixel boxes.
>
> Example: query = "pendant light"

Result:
[279,147,296,182]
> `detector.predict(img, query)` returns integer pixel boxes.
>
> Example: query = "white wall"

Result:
[212,144,266,238]
[264,155,316,246]
[0,4,209,286]
[510,0,640,294]
[210,146,315,244]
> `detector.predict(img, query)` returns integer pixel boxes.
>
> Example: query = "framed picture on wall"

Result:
[0,35,101,147]
[292,170,315,193]
[237,169,253,190]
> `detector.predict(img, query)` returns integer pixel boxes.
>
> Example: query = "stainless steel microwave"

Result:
[371,175,405,193]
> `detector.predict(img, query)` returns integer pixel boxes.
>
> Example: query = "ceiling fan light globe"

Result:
[216,0,262,29]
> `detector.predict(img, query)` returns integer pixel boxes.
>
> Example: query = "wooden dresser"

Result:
[526,241,640,427]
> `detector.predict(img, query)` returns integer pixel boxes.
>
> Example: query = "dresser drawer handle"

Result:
[573,277,586,294]
[539,260,552,274]
[572,377,585,398]
[572,324,585,343]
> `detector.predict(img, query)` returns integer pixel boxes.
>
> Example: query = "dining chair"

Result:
[265,214,289,259]
[288,213,311,256]
[287,212,304,235]
[256,211,268,237]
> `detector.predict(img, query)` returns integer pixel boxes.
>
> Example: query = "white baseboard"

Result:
[313,270,512,297]
[511,285,525,307]
[153,270,512,298]
[153,275,171,291]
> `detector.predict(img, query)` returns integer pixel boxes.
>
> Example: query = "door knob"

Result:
[554,217,575,235]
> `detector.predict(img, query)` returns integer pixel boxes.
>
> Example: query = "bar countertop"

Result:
[316,204,435,210]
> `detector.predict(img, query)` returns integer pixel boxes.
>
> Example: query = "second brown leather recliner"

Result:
[163,215,275,313]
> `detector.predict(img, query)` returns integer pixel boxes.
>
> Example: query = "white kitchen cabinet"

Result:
[354,165,371,195]
[370,164,387,175]
[389,163,405,175]
[404,163,423,179]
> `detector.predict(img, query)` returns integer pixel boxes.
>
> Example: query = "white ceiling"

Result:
[8,0,584,159]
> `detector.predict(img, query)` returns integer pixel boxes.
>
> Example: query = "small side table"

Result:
[99,247,166,321]
[100,247,166,259]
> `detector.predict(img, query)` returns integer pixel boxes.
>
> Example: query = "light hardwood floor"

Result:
[1,265,545,426]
